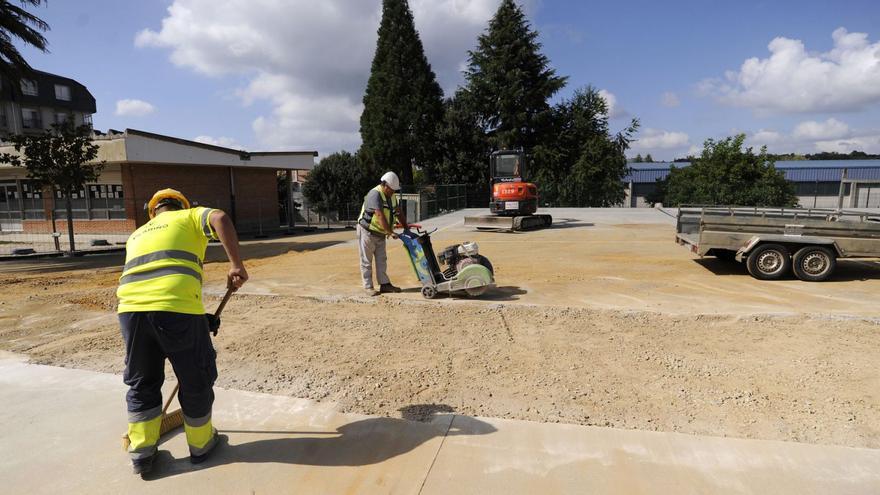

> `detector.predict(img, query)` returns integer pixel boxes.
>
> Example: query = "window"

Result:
[20,181,45,219]
[20,79,38,96]
[54,84,71,101]
[21,108,41,129]
[83,114,93,126]
[53,112,68,125]
[87,184,126,220]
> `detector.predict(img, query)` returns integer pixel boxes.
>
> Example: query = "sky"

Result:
[15,0,880,160]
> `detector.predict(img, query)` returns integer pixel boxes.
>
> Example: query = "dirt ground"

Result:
[1,208,878,449]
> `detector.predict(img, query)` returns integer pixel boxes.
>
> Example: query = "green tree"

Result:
[302,151,371,218]
[534,86,638,206]
[433,91,490,185]
[1,117,103,252]
[654,134,796,207]
[360,0,443,187]
[644,153,654,163]
[462,0,566,151]
[633,154,643,163]
[0,0,49,80]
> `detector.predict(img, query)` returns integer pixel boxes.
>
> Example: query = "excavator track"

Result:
[464,214,552,232]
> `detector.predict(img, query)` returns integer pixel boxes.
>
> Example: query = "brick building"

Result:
[0,128,316,235]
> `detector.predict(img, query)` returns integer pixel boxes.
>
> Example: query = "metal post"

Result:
[837,168,847,210]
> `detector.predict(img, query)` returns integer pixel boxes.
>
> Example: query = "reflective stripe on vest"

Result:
[123,249,202,272]
[359,185,397,234]
[119,265,203,285]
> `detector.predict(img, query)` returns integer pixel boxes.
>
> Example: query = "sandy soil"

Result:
[2,210,879,448]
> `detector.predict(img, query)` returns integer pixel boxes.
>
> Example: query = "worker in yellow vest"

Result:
[117,189,248,476]
[358,171,407,296]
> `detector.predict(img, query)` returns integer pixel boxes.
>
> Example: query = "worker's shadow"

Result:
[145,404,495,479]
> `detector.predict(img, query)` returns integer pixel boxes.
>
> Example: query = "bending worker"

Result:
[117,189,248,475]
[358,171,407,295]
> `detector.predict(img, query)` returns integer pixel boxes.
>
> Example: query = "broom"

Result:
[122,287,235,451]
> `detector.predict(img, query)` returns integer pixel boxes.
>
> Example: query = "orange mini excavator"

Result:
[464,149,553,231]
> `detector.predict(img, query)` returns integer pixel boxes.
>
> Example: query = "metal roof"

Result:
[624,160,880,183]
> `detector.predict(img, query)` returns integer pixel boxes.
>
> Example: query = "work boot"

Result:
[190,431,223,465]
[364,287,379,296]
[132,451,157,476]
[379,283,402,293]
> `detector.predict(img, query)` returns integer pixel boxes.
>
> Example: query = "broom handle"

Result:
[214,287,235,318]
[163,288,235,416]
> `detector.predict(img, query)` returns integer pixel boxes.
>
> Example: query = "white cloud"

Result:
[598,89,626,119]
[792,118,850,141]
[136,0,502,152]
[814,134,880,154]
[115,99,156,117]
[628,128,691,160]
[193,135,244,150]
[749,129,784,145]
[701,27,880,114]
[633,128,690,149]
[661,91,680,108]
[745,118,880,154]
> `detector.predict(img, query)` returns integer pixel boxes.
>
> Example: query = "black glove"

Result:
[205,313,221,336]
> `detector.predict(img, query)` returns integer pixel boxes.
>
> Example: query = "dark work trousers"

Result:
[119,312,217,420]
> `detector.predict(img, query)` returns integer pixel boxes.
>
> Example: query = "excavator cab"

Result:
[490,151,524,182]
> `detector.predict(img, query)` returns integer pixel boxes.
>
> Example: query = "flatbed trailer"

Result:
[675,205,880,281]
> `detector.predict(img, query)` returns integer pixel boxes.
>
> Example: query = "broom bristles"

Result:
[121,408,186,452]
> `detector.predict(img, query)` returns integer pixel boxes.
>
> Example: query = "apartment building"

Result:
[0,70,96,137]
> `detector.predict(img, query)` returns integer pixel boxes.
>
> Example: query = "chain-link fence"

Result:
[0,184,481,257]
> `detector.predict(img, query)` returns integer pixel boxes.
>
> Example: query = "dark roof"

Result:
[124,128,318,157]
[0,69,96,114]
[625,160,880,183]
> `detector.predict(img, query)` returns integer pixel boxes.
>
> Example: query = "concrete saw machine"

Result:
[398,225,495,299]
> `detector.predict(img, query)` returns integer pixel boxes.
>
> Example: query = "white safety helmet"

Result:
[381,171,401,191]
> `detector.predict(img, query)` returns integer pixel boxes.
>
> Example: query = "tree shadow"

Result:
[145,404,496,480]
[1,239,346,275]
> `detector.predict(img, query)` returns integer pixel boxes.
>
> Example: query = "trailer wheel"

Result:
[421,286,437,299]
[792,246,836,282]
[746,244,791,280]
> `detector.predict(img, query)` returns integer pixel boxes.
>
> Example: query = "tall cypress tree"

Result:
[360,0,444,186]
[463,0,566,152]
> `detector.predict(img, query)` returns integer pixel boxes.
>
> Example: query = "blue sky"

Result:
[15,0,880,160]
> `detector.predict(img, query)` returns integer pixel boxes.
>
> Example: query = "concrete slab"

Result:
[421,416,880,495]
[0,352,465,495]
[2,353,879,495]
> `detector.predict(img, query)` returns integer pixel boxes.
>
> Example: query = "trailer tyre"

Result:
[792,246,836,282]
[746,244,791,280]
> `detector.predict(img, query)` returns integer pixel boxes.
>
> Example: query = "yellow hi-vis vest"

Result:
[359,184,398,235]
[117,207,218,315]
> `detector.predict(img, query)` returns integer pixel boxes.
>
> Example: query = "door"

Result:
[0,182,22,231]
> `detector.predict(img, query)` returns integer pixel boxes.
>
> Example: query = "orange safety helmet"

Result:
[147,188,190,218]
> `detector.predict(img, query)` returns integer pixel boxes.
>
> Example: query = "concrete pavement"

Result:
[1,352,879,495]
